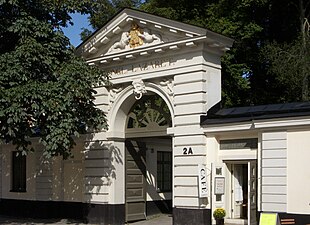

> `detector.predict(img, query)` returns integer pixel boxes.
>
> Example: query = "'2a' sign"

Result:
[183,147,193,155]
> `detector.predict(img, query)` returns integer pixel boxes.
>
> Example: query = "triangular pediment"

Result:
[76,8,233,61]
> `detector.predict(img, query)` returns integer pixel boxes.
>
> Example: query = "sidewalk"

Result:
[0,214,172,225]
[0,217,88,225]
[129,214,172,225]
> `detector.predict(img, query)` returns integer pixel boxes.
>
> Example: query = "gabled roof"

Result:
[76,8,233,61]
[201,102,310,125]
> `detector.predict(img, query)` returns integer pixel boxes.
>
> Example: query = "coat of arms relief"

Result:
[108,22,162,53]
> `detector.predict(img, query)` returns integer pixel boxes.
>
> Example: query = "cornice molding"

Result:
[203,117,310,133]
[76,8,234,60]
[86,36,208,65]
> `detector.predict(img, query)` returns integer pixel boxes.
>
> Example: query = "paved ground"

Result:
[0,214,172,225]
[0,215,241,225]
[129,214,172,225]
[0,217,86,225]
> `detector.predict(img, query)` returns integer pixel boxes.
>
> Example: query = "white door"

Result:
[248,161,257,225]
[232,164,243,218]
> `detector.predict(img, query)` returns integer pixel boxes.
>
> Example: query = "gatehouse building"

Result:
[1,8,310,225]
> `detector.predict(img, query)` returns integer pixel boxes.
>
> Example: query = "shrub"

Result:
[213,208,226,219]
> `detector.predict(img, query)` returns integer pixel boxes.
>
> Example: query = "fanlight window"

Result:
[127,95,171,129]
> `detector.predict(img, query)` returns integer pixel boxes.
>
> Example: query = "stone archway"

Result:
[107,83,174,222]
[107,82,174,140]
[124,93,173,222]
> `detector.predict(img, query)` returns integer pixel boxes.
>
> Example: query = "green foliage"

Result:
[213,208,226,219]
[140,0,268,107]
[250,0,310,104]
[75,0,309,107]
[80,27,93,42]
[139,0,310,106]
[0,0,108,158]
[262,35,310,102]
[86,0,143,30]
[140,0,208,25]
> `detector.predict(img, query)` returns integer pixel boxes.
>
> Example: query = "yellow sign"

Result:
[259,213,279,225]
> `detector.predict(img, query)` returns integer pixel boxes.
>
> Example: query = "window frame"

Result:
[11,151,26,192]
[157,151,172,193]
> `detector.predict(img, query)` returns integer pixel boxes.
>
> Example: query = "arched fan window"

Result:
[127,95,171,130]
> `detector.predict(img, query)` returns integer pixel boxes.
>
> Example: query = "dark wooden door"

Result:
[125,140,146,222]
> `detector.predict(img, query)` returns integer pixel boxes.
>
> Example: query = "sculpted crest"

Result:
[108,22,162,53]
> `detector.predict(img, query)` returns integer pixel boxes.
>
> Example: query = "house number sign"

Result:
[183,147,193,155]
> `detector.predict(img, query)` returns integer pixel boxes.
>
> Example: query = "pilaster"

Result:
[172,69,209,224]
[170,48,223,224]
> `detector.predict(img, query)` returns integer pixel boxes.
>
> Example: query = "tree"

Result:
[140,0,310,106]
[261,0,310,102]
[0,0,108,159]
[79,0,309,106]
[140,0,270,107]
[79,0,142,41]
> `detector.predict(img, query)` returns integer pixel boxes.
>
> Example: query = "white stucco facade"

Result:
[203,115,310,224]
[287,130,310,215]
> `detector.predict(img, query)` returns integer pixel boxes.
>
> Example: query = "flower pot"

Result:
[216,218,224,225]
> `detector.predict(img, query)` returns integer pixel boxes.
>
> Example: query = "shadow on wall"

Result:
[126,138,172,217]
[145,157,172,215]
[83,138,123,194]
[0,134,124,224]
[82,135,124,224]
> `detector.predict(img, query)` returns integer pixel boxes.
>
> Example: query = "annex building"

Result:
[1,8,310,225]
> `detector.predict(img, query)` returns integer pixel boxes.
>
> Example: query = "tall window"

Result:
[157,151,172,192]
[12,151,26,192]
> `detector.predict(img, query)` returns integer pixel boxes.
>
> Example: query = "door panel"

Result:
[125,140,146,222]
[248,161,257,225]
[233,165,243,218]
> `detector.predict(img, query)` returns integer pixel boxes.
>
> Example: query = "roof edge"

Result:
[75,7,234,54]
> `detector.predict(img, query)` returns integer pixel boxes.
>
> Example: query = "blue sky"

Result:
[62,13,93,47]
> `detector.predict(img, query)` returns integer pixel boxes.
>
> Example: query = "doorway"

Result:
[125,140,147,222]
[231,164,248,220]
[124,94,173,222]
[125,138,173,223]
[226,161,257,225]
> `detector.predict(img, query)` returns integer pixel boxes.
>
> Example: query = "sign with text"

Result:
[198,164,208,197]
[214,177,225,195]
[183,147,193,155]
[107,58,174,76]
[259,213,280,225]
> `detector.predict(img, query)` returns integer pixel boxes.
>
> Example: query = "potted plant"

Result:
[213,208,226,225]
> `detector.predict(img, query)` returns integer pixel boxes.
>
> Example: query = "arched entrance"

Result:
[124,94,173,222]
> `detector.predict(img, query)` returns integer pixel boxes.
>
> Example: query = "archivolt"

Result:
[107,82,174,138]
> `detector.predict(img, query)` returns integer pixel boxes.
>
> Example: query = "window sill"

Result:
[156,190,172,193]
[10,189,26,193]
